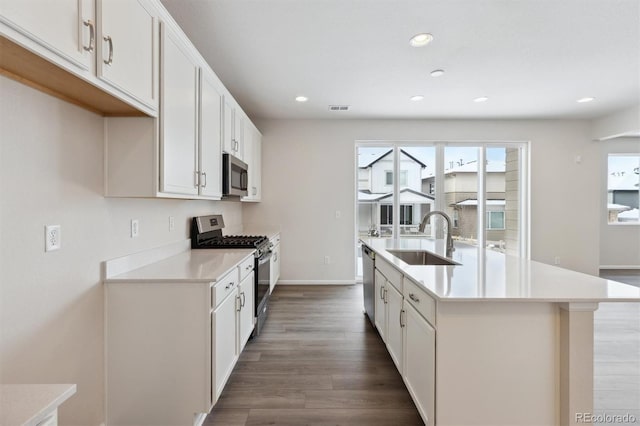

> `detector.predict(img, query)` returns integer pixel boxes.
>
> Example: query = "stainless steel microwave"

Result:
[222,153,248,197]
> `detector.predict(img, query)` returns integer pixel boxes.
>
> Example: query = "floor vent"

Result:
[329,105,350,111]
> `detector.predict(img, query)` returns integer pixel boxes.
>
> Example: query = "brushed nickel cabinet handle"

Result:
[201,172,207,188]
[103,35,113,65]
[241,292,246,308]
[409,293,420,303]
[83,20,95,52]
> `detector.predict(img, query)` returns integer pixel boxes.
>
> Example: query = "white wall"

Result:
[600,137,640,268]
[0,76,243,425]
[243,118,601,282]
[591,105,640,141]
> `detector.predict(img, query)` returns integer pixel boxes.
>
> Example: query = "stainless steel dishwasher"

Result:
[362,244,375,324]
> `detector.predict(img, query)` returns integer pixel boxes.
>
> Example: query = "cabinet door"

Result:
[222,97,233,154]
[199,69,223,198]
[252,130,262,200]
[159,22,198,195]
[374,270,387,342]
[404,301,436,426]
[238,272,255,351]
[233,109,243,159]
[269,243,280,293]
[241,122,253,200]
[214,291,238,400]
[386,283,403,373]
[98,0,156,108]
[0,0,94,71]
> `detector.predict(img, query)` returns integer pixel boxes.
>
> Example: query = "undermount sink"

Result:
[387,249,460,266]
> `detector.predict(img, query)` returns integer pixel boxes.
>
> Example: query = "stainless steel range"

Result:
[191,215,271,336]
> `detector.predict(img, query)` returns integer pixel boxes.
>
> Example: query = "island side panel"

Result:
[436,301,559,426]
[559,303,597,426]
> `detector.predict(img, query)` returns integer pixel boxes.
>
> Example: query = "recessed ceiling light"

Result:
[409,33,433,47]
[430,69,445,77]
[473,96,489,103]
[577,97,595,103]
[410,95,424,101]
[295,96,308,102]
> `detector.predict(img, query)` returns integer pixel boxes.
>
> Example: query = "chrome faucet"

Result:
[418,210,455,258]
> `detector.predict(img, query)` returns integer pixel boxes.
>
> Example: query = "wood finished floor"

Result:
[594,270,640,423]
[204,285,423,426]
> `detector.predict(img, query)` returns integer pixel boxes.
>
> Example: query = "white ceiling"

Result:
[159,0,640,121]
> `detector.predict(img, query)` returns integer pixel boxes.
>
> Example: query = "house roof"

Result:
[608,203,632,211]
[358,188,434,203]
[618,208,639,220]
[359,149,427,169]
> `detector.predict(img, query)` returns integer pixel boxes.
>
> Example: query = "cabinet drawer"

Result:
[376,257,403,293]
[239,256,255,281]
[213,269,239,308]
[403,278,436,327]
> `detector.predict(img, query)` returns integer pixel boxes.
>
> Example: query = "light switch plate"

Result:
[131,219,139,238]
[45,225,61,251]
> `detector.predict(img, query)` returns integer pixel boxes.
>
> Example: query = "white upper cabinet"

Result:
[222,97,244,160]
[242,123,262,202]
[0,0,158,115]
[0,0,94,72]
[159,21,199,196]
[97,0,157,110]
[199,69,223,199]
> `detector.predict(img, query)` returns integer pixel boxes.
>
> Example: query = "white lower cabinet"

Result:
[269,234,281,293]
[404,301,436,426]
[374,269,387,342]
[385,282,404,373]
[373,253,435,426]
[213,283,239,400]
[105,254,256,426]
[238,271,255,353]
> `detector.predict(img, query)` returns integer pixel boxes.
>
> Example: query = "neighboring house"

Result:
[422,160,507,242]
[607,170,639,223]
[358,149,434,235]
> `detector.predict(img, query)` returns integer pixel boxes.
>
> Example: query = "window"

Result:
[487,211,505,230]
[400,205,413,225]
[386,170,408,186]
[452,210,459,228]
[607,154,639,224]
[399,170,408,187]
[385,171,393,185]
[380,205,393,225]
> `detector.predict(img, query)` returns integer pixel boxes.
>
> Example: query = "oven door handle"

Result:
[258,250,273,265]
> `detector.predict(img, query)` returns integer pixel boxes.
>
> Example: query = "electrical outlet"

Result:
[45,225,61,252]
[335,210,341,219]
[554,256,560,265]
[131,219,139,238]
[324,256,330,265]
[169,216,175,232]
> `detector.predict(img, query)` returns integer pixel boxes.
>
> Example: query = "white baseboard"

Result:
[599,265,640,270]
[277,280,359,285]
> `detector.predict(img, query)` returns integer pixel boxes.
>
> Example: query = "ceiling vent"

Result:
[329,105,350,111]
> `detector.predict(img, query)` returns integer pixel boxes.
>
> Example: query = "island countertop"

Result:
[361,237,640,302]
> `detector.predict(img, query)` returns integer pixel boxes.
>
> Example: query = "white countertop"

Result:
[361,238,640,302]
[0,384,76,426]
[104,249,255,283]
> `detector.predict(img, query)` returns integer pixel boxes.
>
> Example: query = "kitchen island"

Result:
[361,238,640,426]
